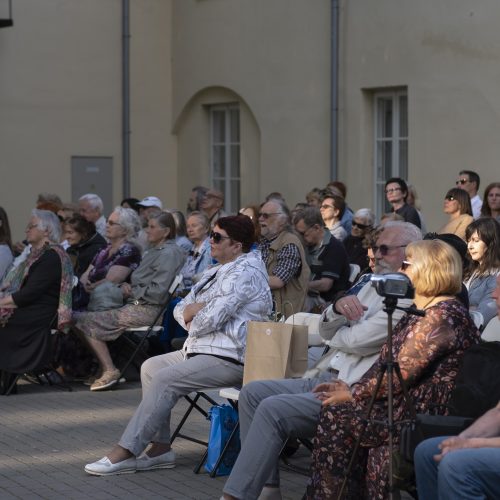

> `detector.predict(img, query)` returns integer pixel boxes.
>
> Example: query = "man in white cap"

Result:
[136,196,163,250]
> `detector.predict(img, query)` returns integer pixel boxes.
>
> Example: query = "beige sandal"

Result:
[90,369,121,391]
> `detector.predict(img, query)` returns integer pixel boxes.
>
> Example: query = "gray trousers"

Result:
[223,372,332,500]
[118,350,243,456]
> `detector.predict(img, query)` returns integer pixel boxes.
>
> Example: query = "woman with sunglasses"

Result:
[84,215,272,476]
[343,208,375,270]
[464,218,500,328]
[438,187,473,240]
[319,191,348,241]
[306,239,480,499]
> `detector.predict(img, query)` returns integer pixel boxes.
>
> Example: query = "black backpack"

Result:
[448,340,500,418]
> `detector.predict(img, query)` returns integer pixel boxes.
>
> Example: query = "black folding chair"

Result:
[116,274,183,383]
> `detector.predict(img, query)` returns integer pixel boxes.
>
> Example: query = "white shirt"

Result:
[471,194,483,219]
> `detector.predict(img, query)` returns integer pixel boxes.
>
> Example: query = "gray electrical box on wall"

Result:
[71,156,113,216]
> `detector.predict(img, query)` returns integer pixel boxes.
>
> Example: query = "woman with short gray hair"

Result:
[343,208,375,270]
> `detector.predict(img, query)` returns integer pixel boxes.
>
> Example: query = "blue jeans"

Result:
[415,436,500,500]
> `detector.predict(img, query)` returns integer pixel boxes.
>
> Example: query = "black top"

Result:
[395,204,421,228]
[66,232,107,277]
[0,249,62,373]
[343,235,369,270]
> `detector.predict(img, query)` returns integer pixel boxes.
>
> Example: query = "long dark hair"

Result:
[481,182,500,217]
[445,187,472,216]
[0,207,12,249]
[464,218,500,277]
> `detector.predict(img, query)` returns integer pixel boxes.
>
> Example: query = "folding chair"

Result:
[116,274,183,383]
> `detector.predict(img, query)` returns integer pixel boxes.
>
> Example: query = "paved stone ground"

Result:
[0,380,310,500]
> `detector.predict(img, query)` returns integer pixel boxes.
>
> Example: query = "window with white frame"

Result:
[374,90,408,218]
[210,105,240,214]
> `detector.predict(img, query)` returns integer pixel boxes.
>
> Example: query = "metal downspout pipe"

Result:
[330,0,339,181]
[122,0,131,198]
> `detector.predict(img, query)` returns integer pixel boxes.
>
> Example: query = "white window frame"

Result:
[209,104,240,214]
[373,90,408,219]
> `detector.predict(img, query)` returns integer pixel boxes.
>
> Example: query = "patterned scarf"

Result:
[0,244,74,332]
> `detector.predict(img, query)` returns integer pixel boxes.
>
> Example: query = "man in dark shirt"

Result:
[294,207,350,309]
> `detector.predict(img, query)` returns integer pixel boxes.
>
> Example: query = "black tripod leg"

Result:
[337,363,388,500]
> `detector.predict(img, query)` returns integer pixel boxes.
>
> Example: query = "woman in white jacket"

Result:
[84,215,272,476]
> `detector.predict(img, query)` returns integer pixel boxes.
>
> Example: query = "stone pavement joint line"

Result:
[0,381,309,499]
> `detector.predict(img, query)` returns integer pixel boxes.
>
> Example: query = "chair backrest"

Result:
[349,263,360,284]
[481,316,500,341]
[285,312,323,346]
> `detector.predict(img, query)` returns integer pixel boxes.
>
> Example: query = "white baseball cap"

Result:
[137,196,163,209]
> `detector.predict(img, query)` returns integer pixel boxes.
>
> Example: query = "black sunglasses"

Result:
[210,231,231,244]
[445,195,455,201]
[401,260,412,271]
[372,244,407,256]
[456,179,468,185]
[352,221,371,230]
[258,212,282,220]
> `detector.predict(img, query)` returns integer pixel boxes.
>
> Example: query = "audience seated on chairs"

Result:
[438,187,473,240]
[385,177,422,229]
[221,221,422,500]
[414,274,500,500]
[84,215,271,476]
[293,207,350,313]
[78,193,107,238]
[258,199,309,318]
[480,181,500,221]
[161,211,213,352]
[464,218,500,328]
[343,208,375,271]
[319,190,348,241]
[0,206,13,282]
[73,212,185,391]
[304,239,479,499]
[166,208,193,255]
[0,210,73,394]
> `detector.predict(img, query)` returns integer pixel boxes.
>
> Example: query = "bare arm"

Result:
[308,277,334,293]
[269,275,285,290]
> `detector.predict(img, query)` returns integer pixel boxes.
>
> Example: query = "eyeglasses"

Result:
[445,195,455,201]
[456,179,469,185]
[385,187,402,194]
[210,231,231,244]
[106,219,121,226]
[258,212,282,219]
[352,221,371,230]
[372,244,407,256]
[401,260,412,271]
[320,204,335,210]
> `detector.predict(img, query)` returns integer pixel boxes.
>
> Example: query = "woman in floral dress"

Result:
[306,239,481,499]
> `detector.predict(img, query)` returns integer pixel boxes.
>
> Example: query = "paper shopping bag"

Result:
[243,321,308,385]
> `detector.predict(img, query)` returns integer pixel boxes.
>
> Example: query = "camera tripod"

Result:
[337,296,424,500]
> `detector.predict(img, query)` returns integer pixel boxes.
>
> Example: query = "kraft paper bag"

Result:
[243,321,308,385]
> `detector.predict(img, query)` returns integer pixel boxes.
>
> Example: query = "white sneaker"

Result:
[136,450,176,471]
[84,456,136,476]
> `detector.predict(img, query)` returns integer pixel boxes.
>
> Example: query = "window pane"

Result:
[399,139,408,179]
[399,95,408,137]
[231,180,240,212]
[212,110,225,143]
[230,109,240,142]
[230,145,240,178]
[213,179,224,193]
[376,140,392,181]
[377,98,393,138]
[213,145,225,178]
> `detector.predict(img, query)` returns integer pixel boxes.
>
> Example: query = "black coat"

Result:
[66,232,107,277]
[0,249,62,373]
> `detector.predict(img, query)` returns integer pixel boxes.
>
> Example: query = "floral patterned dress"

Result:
[306,298,480,499]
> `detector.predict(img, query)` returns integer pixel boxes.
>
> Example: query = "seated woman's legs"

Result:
[223,376,327,500]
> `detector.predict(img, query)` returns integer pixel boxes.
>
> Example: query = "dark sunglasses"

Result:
[372,244,407,256]
[352,221,371,230]
[445,195,455,201]
[210,231,231,244]
[456,179,468,185]
[401,260,412,271]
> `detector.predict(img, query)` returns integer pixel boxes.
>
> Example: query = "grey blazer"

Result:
[466,272,499,327]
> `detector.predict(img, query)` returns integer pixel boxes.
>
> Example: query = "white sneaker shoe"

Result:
[136,450,176,471]
[84,456,136,476]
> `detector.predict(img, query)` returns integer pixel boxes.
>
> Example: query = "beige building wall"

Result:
[339,0,500,230]
[171,0,332,211]
[0,0,176,241]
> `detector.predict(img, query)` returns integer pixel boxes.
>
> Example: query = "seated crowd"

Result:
[0,169,499,498]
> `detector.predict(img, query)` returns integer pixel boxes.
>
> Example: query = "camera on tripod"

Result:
[370,273,414,300]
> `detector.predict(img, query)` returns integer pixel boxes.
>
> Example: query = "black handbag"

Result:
[399,413,474,462]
